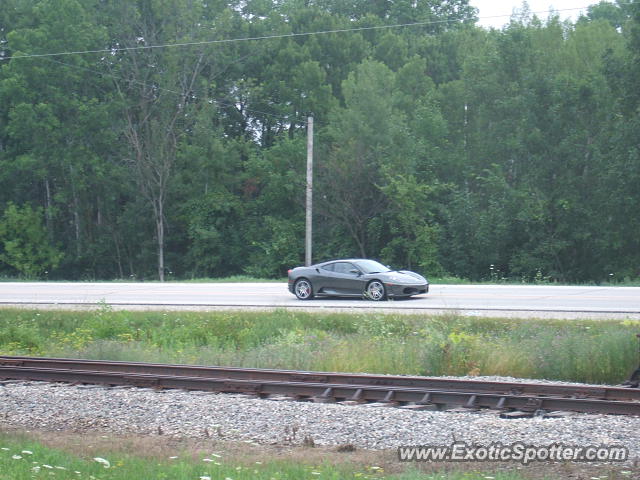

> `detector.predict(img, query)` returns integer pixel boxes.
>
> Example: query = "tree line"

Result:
[0,0,638,283]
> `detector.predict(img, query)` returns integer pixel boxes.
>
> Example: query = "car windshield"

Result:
[355,260,391,274]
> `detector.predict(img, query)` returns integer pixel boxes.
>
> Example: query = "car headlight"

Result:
[388,276,414,284]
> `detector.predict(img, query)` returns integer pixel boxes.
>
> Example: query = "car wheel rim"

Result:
[296,280,311,299]
[367,282,384,300]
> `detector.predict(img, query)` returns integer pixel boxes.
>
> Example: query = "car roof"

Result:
[315,258,369,266]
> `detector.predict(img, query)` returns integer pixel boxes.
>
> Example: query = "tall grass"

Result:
[0,308,638,384]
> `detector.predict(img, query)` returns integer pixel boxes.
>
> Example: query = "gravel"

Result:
[1,380,639,464]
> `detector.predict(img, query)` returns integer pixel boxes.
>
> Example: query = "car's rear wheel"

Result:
[294,278,314,300]
[365,280,386,301]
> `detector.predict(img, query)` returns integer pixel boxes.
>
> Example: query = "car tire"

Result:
[365,280,386,301]
[294,278,314,300]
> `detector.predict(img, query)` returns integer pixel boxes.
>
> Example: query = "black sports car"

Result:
[287,259,429,301]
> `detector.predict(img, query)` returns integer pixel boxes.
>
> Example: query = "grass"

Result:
[0,275,285,283]
[2,273,639,286]
[1,312,637,480]
[0,431,542,480]
[1,308,639,384]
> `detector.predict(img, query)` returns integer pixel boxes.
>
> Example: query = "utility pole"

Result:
[305,115,313,266]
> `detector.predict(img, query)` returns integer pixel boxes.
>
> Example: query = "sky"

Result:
[469,0,595,28]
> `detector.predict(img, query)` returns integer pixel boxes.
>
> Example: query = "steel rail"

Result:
[0,357,640,415]
[1,356,639,403]
[1,364,639,416]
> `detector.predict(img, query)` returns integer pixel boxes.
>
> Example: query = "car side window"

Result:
[334,262,358,275]
[321,263,335,272]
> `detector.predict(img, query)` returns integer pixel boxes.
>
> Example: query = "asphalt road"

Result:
[1,282,639,319]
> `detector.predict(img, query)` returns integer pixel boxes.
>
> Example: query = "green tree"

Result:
[105,0,215,281]
[318,60,413,258]
[0,203,63,278]
[0,0,123,279]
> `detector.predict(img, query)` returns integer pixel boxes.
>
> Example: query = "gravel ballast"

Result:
[1,380,639,464]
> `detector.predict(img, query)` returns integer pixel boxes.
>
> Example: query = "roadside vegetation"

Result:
[0,435,381,480]
[1,2,640,285]
[3,274,639,286]
[0,308,638,384]
[0,431,588,480]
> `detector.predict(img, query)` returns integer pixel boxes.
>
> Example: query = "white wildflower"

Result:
[93,457,110,468]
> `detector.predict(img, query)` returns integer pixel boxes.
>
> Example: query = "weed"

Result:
[0,308,638,383]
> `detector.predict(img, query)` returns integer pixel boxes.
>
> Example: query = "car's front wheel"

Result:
[294,278,314,300]
[365,280,386,301]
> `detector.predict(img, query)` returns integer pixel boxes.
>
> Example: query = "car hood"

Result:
[377,270,427,284]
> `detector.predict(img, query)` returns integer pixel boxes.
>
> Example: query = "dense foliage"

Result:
[0,0,638,282]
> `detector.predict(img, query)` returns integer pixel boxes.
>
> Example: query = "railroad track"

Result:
[1,356,639,416]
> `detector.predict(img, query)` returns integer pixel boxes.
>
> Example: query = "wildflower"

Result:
[43,465,53,469]
[169,456,178,460]
[199,476,211,480]
[0,447,9,451]
[12,455,22,459]
[211,453,222,458]
[21,450,33,455]
[203,458,213,462]
[93,457,110,468]
[33,466,41,473]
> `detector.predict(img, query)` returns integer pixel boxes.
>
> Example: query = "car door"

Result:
[330,261,364,295]
[313,262,336,293]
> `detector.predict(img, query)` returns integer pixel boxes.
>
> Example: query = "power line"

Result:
[0,5,610,62]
